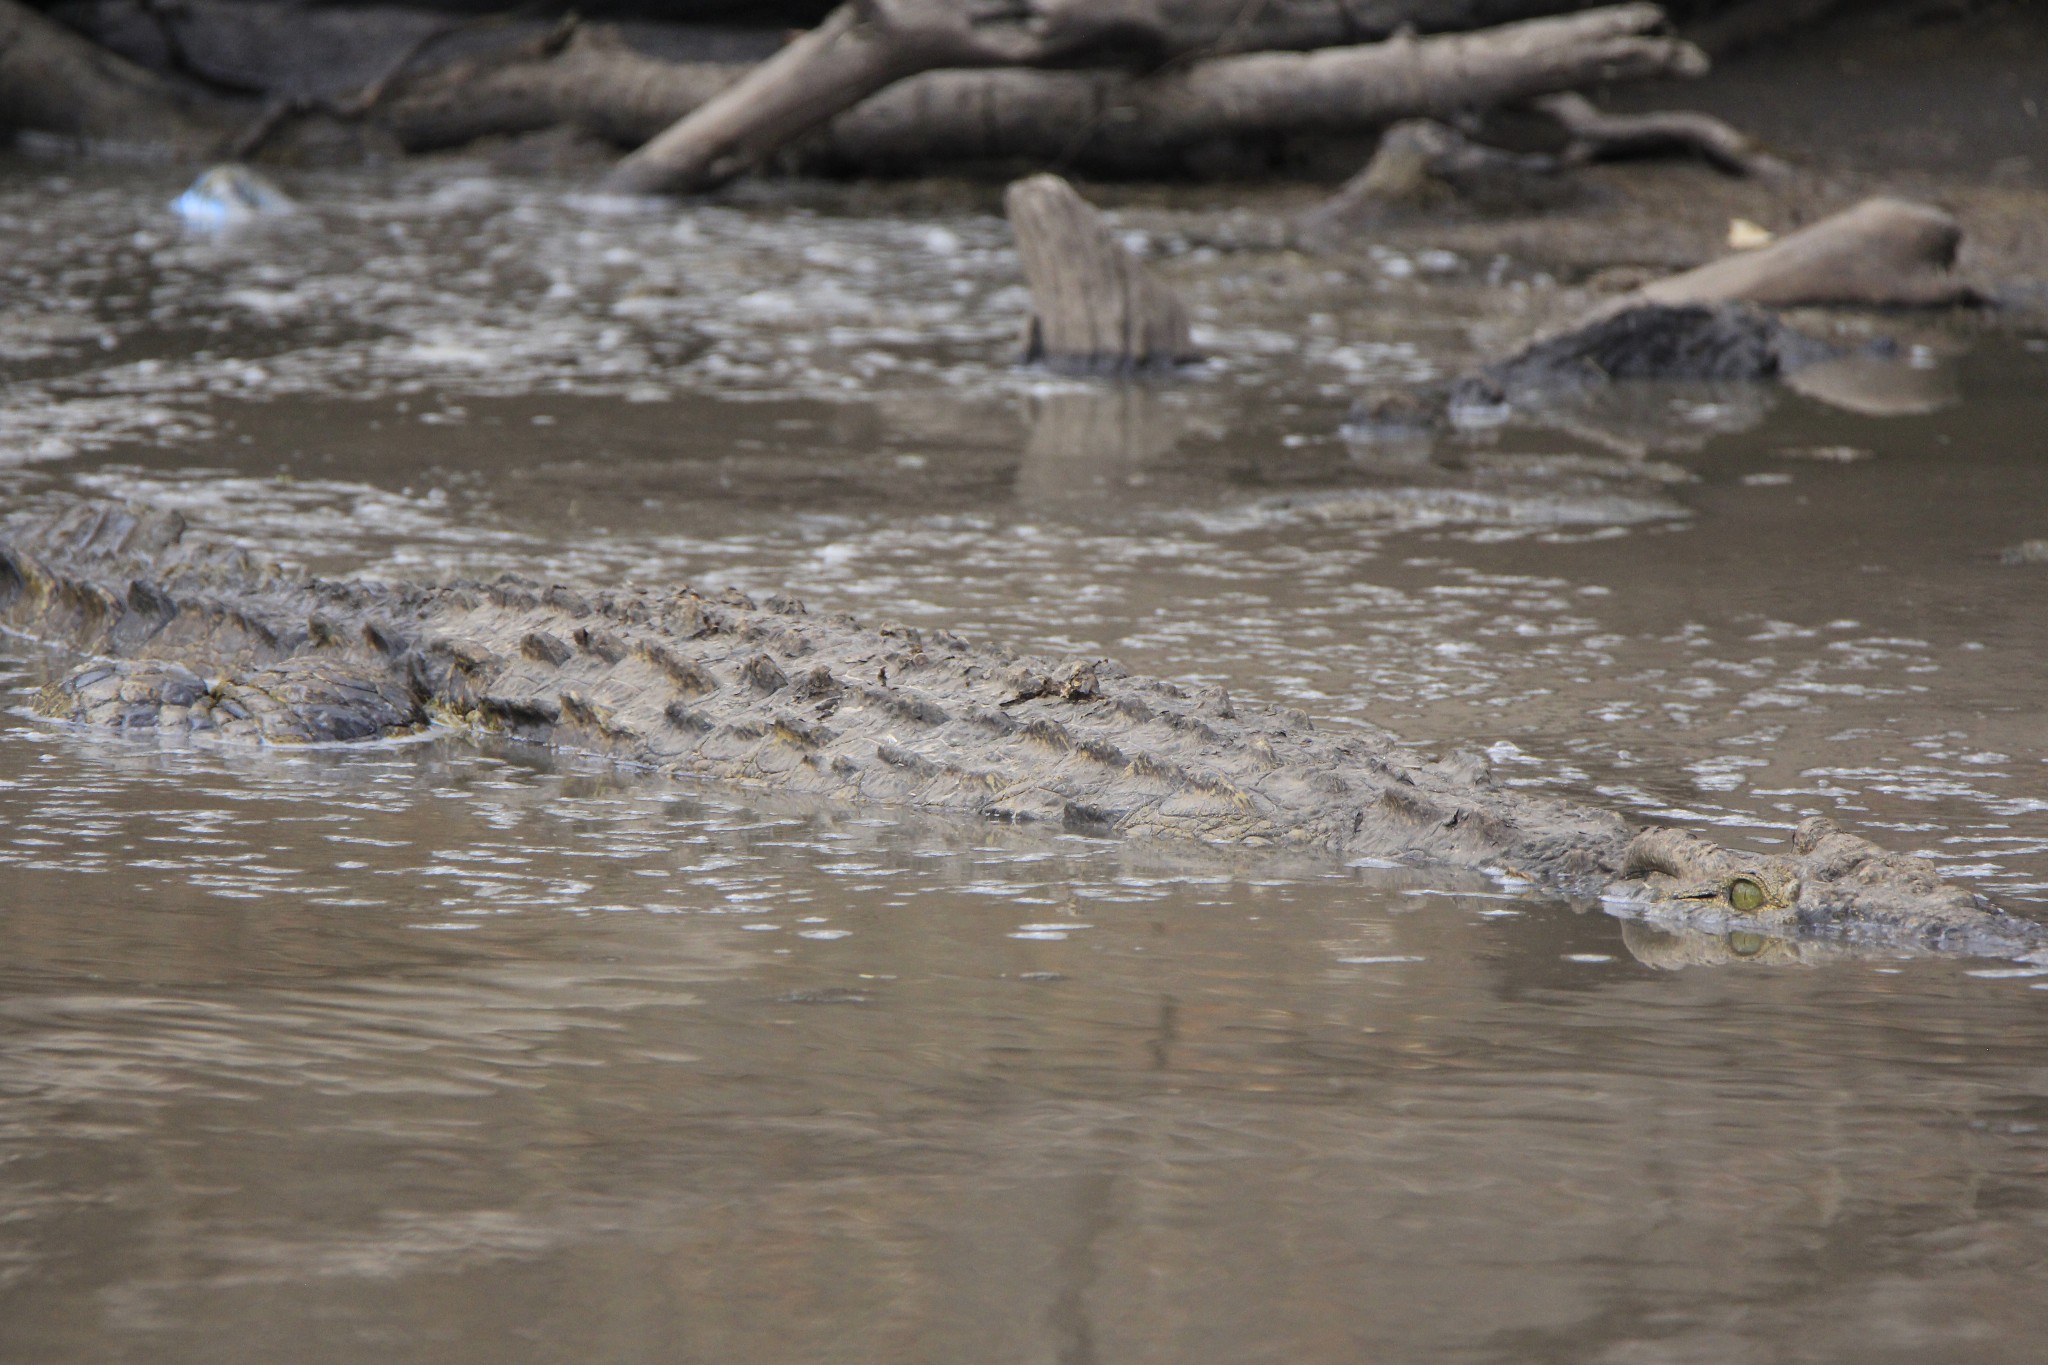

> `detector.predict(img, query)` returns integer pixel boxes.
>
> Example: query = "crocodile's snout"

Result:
[1610,816,2044,954]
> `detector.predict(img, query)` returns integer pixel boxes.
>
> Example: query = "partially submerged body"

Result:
[4,494,2040,960]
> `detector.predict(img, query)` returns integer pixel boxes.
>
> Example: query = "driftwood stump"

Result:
[1005,174,1197,374]
[1636,196,1972,308]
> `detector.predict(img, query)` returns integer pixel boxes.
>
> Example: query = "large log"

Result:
[0,0,232,152]
[808,5,1707,175]
[377,3,1711,175]
[599,0,1640,194]
[5,0,1707,176]
[9,0,1837,168]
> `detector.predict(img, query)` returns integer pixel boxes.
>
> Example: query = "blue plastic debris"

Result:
[171,165,294,227]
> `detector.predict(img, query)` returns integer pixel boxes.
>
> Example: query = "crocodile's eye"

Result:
[1726,930,1768,957]
[1728,876,1767,913]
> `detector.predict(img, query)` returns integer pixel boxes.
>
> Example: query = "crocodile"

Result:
[2,493,2042,960]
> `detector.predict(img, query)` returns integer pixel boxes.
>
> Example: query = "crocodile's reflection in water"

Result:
[1619,919,1810,969]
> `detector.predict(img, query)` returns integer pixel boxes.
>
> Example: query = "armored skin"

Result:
[3,494,2041,959]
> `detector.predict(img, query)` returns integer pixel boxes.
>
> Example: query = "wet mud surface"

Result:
[3,154,2048,1361]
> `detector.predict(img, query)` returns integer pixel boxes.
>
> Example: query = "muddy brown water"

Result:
[3,158,2047,1363]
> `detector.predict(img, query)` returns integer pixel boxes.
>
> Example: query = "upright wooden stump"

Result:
[1004,174,1198,373]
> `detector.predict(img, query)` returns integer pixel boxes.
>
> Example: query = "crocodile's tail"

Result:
[3,497,424,744]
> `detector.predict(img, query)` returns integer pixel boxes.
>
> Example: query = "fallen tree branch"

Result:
[599,0,1174,195]
[257,2,1706,177]
[1533,91,1784,176]
[1294,90,1778,242]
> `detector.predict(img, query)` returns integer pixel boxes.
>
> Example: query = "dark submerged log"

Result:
[1452,301,1829,409]
[0,0,232,152]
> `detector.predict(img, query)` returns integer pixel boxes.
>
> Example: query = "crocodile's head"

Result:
[1610,816,2046,957]
[1619,825,1804,922]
